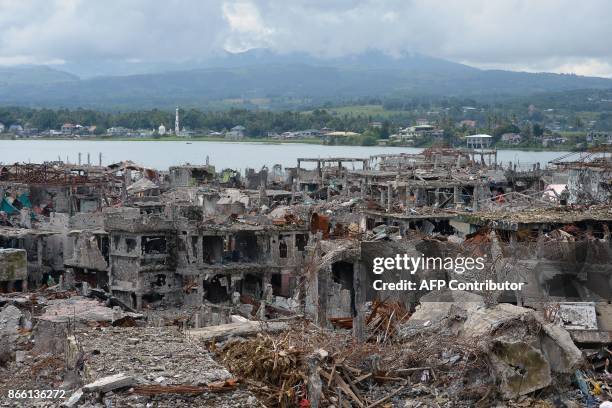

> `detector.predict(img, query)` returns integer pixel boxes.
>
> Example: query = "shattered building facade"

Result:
[1,148,612,406]
[103,201,309,310]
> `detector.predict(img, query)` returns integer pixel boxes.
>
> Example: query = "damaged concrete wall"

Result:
[66,231,108,271]
[245,167,268,190]
[0,248,27,282]
[568,167,611,204]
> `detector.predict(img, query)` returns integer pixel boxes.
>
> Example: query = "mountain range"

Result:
[1,50,611,110]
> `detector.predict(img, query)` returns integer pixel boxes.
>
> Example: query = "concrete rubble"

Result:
[401,292,583,399]
[0,148,611,406]
[82,373,136,393]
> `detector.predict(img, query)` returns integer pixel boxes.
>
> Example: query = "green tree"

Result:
[31,109,59,130]
[533,123,544,137]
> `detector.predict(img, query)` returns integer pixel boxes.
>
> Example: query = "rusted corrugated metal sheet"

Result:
[310,213,329,239]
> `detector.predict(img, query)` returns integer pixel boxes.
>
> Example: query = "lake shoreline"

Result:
[0,137,582,153]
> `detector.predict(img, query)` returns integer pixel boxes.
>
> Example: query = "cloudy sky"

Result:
[1,0,611,77]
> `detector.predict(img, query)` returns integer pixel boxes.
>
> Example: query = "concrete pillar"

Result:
[353,262,366,341]
[296,160,302,192]
[81,281,90,296]
[473,184,479,211]
[36,237,43,275]
[454,186,461,208]
[317,265,331,328]
[290,181,296,205]
[380,188,385,206]
[387,185,392,212]
[415,188,425,207]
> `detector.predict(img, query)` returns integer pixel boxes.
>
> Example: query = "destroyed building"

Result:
[102,198,309,310]
[1,148,612,407]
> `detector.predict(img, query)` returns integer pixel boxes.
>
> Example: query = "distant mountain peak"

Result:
[0,65,78,85]
[0,53,610,109]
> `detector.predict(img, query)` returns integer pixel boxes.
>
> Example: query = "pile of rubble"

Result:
[67,327,257,407]
[207,310,585,408]
[195,295,599,407]
[1,150,611,407]
[1,285,611,407]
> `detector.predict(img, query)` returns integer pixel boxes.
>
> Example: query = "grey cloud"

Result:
[1,0,611,76]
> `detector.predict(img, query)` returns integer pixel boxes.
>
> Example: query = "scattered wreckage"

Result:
[0,148,611,406]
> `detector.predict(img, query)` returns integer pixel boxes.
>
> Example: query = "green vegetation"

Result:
[2,86,611,150]
[317,105,405,119]
[0,107,375,137]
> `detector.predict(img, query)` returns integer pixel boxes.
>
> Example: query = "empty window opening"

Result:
[233,232,259,262]
[97,236,110,263]
[279,240,288,258]
[191,236,198,257]
[152,274,167,287]
[0,280,24,293]
[125,238,137,252]
[11,280,23,292]
[142,236,167,255]
[142,293,164,304]
[332,261,354,291]
[202,236,224,264]
[203,275,229,303]
[271,273,287,296]
[332,261,355,315]
[242,274,263,298]
[546,274,581,298]
[296,234,308,251]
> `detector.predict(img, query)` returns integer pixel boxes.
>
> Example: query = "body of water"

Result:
[0,140,571,171]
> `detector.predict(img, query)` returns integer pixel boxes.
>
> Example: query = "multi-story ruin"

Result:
[1,148,611,406]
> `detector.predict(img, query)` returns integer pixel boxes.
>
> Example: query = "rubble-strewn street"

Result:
[1,147,611,407]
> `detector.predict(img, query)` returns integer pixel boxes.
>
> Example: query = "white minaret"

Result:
[175,106,180,135]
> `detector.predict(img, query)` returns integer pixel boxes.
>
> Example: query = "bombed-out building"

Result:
[2,148,612,406]
[103,200,310,310]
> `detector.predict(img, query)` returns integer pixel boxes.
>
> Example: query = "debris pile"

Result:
[330,298,411,343]
[214,320,493,407]
[0,151,611,406]
[365,299,411,342]
[66,327,258,407]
